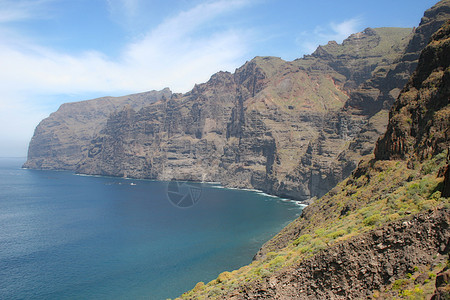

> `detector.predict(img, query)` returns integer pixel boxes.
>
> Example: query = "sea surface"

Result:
[0,158,303,299]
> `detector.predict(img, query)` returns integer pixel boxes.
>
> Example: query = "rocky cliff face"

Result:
[23,89,172,170]
[375,19,450,161]
[75,27,413,201]
[76,1,449,201]
[256,17,450,260]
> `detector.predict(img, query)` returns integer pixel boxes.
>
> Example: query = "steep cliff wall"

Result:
[23,88,172,170]
[76,1,450,201]
[375,20,450,161]
[76,28,412,201]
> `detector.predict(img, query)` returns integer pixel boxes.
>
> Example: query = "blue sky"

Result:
[0,0,439,157]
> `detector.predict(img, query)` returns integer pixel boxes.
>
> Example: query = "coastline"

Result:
[22,164,310,208]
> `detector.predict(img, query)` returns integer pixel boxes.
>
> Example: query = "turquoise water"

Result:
[0,158,302,299]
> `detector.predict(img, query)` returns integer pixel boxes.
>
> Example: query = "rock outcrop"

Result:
[374,19,450,161]
[432,264,450,299]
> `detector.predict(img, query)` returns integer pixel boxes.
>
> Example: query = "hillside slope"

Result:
[179,19,450,300]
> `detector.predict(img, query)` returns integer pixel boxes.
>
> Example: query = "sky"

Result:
[0,0,439,157]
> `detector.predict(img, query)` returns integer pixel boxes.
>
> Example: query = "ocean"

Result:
[0,158,303,299]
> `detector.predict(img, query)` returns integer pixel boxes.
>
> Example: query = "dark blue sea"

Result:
[0,158,303,299]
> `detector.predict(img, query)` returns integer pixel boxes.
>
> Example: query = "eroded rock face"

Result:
[346,0,450,117]
[23,89,172,170]
[432,267,450,300]
[255,17,450,260]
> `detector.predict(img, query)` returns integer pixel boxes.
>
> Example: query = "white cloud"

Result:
[298,17,362,55]
[328,18,362,42]
[0,0,253,156]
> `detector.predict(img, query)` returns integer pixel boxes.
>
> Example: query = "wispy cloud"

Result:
[106,0,141,27]
[0,0,253,156]
[0,0,251,94]
[298,17,363,54]
[0,0,54,23]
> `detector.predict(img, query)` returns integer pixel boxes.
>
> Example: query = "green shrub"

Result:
[400,286,424,298]
[315,228,325,236]
[363,214,381,226]
[310,238,326,251]
[392,278,409,290]
[298,246,310,254]
[268,255,286,271]
[216,271,232,283]
[293,234,312,246]
[259,268,271,278]
[192,282,205,292]
[326,229,347,239]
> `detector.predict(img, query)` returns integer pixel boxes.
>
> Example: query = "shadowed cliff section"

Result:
[179,18,450,300]
[374,22,450,161]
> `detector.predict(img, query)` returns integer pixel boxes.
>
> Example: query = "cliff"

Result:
[179,18,450,299]
[23,88,172,170]
[75,27,413,201]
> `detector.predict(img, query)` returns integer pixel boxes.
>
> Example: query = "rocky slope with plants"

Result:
[178,19,450,299]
